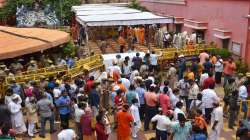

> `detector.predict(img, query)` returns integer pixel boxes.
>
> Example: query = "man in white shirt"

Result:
[130,98,141,138]
[173,101,185,121]
[149,51,162,72]
[74,103,85,140]
[214,59,223,84]
[200,71,208,87]
[238,81,248,118]
[209,102,223,140]
[239,82,248,101]
[201,84,220,123]
[53,83,61,99]
[151,108,172,140]
[188,80,199,111]
[58,123,77,140]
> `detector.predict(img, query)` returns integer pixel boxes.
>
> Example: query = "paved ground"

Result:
[16,85,238,140]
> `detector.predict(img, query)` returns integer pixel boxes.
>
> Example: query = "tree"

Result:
[0,0,81,26]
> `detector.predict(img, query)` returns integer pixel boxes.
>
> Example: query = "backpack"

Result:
[188,100,202,119]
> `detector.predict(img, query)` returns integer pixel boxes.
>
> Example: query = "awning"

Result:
[0,26,70,60]
[73,4,173,27]
[72,5,127,12]
[213,28,231,39]
[76,12,172,26]
[184,19,208,30]
[75,9,140,16]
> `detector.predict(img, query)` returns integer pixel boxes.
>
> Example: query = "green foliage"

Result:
[0,0,81,25]
[128,0,148,12]
[208,48,231,59]
[63,40,76,57]
[236,59,248,74]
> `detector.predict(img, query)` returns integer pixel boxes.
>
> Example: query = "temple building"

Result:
[140,0,250,65]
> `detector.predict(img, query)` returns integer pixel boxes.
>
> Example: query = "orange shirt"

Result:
[118,36,126,46]
[117,111,133,137]
[194,116,208,130]
[144,92,158,107]
[117,83,127,93]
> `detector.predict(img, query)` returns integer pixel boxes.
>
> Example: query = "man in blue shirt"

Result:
[10,80,22,96]
[135,83,145,120]
[89,84,100,117]
[55,91,71,128]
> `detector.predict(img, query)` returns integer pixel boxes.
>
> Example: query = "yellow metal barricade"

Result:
[239,100,250,119]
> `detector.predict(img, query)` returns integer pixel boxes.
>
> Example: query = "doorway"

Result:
[222,39,230,49]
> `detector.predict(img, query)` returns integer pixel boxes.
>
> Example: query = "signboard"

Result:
[231,42,241,56]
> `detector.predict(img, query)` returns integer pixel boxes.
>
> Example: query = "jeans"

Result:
[144,105,157,131]
[40,115,55,136]
[139,104,145,120]
[205,108,213,124]
[156,129,167,140]
[60,113,70,128]
[224,74,232,87]
[215,72,222,84]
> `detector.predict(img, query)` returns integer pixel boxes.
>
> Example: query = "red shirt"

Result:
[224,61,236,76]
[159,93,171,114]
[95,123,108,140]
[115,96,124,112]
[203,77,215,89]
[144,92,158,107]
[85,80,94,93]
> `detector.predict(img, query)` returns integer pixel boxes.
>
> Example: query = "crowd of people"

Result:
[0,50,250,140]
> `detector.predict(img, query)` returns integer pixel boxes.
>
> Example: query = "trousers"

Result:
[28,122,35,136]
[40,115,54,136]
[156,129,167,140]
[228,109,237,128]
[60,113,70,128]
[144,105,157,131]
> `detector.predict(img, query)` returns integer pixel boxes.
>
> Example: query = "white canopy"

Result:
[73,4,173,27]
[72,4,127,12]
[75,9,140,16]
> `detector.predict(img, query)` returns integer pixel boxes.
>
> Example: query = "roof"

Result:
[72,4,173,26]
[0,26,70,60]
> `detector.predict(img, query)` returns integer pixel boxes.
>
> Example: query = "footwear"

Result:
[33,129,39,133]
[50,130,57,133]
[39,135,45,138]
[28,135,36,138]
[132,136,138,139]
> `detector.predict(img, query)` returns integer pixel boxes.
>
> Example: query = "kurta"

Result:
[8,101,27,134]
[138,27,145,45]
[26,103,38,123]
[209,106,223,140]
[168,66,177,89]
[117,111,134,140]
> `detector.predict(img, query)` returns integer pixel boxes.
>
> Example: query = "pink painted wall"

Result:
[140,0,250,59]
